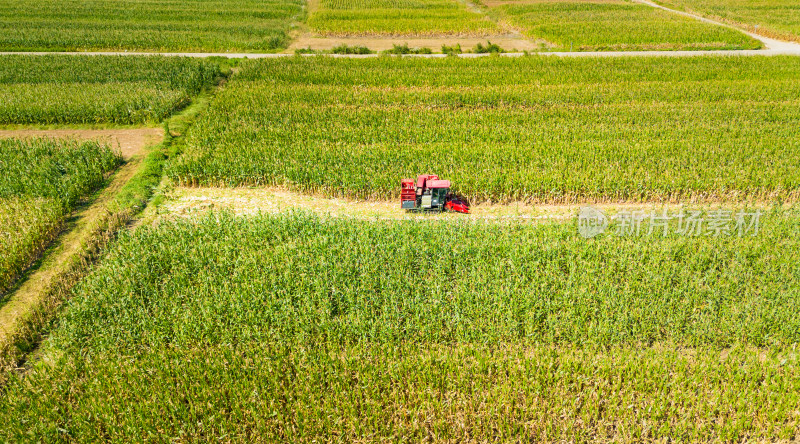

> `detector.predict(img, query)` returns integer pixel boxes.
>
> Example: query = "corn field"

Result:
[653,0,800,44]
[0,55,222,124]
[486,0,761,51]
[170,56,800,203]
[0,197,62,297]
[0,137,120,296]
[0,12,798,439]
[0,0,304,52]
[308,0,498,36]
[1,210,798,440]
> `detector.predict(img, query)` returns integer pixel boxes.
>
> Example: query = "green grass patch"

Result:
[170,56,800,203]
[0,0,305,52]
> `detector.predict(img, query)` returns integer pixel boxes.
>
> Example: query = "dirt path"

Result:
[0,128,163,160]
[2,45,797,58]
[0,130,157,354]
[143,187,783,224]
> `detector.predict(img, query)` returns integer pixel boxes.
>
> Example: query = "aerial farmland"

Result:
[0,0,799,442]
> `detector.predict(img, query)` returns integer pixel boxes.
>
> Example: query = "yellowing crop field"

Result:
[0,138,120,298]
[0,55,221,125]
[1,0,799,438]
[0,0,305,52]
[307,0,499,36]
[1,211,799,440]
[482,0,761,51]
[654,0,800,43]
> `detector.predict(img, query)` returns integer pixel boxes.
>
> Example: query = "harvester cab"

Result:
[401,174,470,214]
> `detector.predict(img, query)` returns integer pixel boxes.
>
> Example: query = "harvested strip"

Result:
[0,128,163,160]
[146,186,785,222]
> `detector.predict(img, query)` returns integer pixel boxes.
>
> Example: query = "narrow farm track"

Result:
[0,129,161,353]
[146,187,782,224]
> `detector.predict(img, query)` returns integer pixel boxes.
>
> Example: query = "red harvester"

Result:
[401,175,470,214]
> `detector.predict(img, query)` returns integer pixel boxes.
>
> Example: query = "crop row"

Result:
[0,55,221,125]
[0,0,304,52]
[481,0,760,51]
[171,56,800,203]
[1,211,798,440]
[0,137,120,296]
